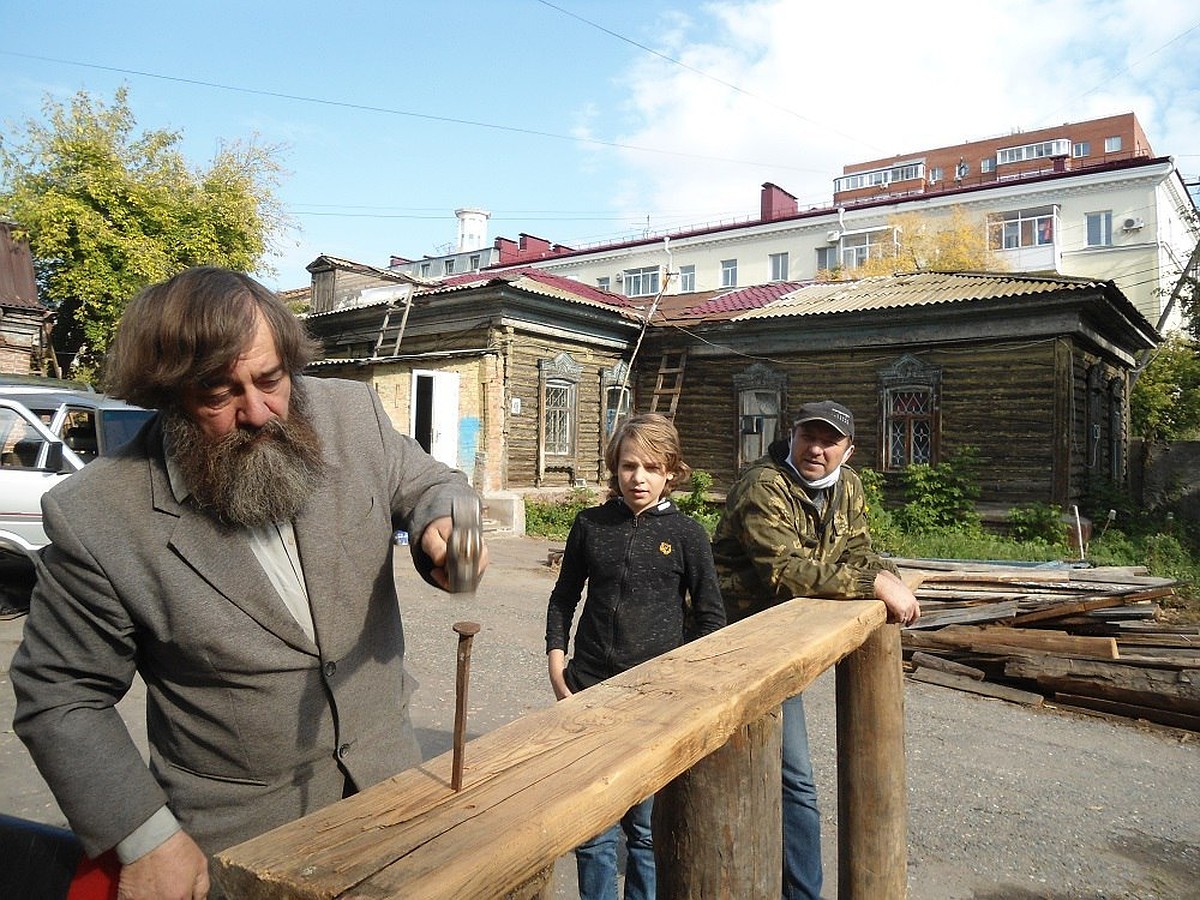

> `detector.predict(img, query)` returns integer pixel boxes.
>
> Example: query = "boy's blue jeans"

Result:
[783,692,823,899]
[574,794,655,900]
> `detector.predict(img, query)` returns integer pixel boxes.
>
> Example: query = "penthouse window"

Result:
[833,161,924,193]
[996,139,1071,165]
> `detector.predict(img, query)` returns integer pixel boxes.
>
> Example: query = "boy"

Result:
[545,413,725,900]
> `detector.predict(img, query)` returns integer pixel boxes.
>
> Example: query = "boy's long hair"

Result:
[604,412,691,500]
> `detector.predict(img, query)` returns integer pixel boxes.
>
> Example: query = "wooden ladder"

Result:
[650,349,688,420]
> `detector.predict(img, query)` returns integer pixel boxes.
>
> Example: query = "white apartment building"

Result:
[393,114,1197,333]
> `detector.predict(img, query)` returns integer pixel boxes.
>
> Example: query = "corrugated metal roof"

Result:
[682,281,811,317]
[730,271,1110,321]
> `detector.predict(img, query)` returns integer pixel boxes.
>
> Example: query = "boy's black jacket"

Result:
[546,496,725,691]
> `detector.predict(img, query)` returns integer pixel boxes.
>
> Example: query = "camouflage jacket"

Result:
[711,438,898,623]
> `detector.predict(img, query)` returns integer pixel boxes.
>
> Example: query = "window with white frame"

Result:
[624,266,660,297]
[544,381,574,455]
[1086,211,1113,247]
[444,259,456,275]
[996,139,1071,165]
[980,157,995,173]
[1073,141,1090,158]
[734,363,786,470]
[840,230,896,269]
[1105,135,1122,153]
[602,361,632,439]
[419,262,431,277]
[539,352,581,460]
[721,259,738,288]
[878,354,941,471]
[816,246,838,272]
[678,264,695,292]
[769,252,789,282]
[597,276,611,292]
[834,162,924,193]
[928,167,943,183]
[987,206,1056,250]
[469,254,481,270]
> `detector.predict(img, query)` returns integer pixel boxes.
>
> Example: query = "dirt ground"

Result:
[3,533,1198,898]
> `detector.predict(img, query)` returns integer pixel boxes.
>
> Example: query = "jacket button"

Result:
[323,661,337,678]
[336,743,350,760]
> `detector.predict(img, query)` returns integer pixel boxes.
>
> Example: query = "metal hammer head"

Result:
[447,495,484,594]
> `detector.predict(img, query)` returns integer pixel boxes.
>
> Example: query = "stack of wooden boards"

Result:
[892,559,1199,732]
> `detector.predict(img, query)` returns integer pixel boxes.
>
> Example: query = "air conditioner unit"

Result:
[1122,217,1144,231]
[614,272,624,281]
[826,230,842,243]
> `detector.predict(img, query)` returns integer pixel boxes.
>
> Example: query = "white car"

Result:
[0,386,155,569]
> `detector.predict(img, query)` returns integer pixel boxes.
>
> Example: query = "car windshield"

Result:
[100,409,156,453]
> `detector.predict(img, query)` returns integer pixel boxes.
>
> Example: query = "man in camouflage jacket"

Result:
[711,400,919,900]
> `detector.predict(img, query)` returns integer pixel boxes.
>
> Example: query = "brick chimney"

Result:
[761,182,798,222]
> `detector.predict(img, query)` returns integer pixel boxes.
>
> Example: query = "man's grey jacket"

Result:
[11,376,476,858]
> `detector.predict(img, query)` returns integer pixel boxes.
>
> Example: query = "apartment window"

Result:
[841,230,896,269]
[816,246,838,272]
[419,262,431,277]
[597,276,610,291]
[928,167,943,184]
[721,259,738,288]
[1086,211,1113,247]
[769,252,789,282]
[987,206,1056,249]
[469,254,481,270]
[878,354,941,471]
[678,264,695,292]
[1072,141,1090,158]
[980,158,995,174]
[1105,135,1122,153]
[834,161,924,193]
[444,259,456,276]
[734,363,786,470]
[624,266,660,297]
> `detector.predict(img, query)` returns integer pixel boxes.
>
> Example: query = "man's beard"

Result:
[165,387,327,529]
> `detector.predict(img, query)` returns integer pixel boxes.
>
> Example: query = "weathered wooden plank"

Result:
[1007,587,1176,625]
[910,651,986,680]
[907,600,1021,629]
[1003,656,1200,716]
[909,668,1046,707]
[1049,694,1200,732]
[902,625,1119,659]
[215,599,887,900]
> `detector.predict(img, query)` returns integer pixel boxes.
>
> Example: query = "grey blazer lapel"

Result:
[149,447,317,654]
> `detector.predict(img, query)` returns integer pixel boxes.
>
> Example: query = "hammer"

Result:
[451,620,480,791]
[446,495,484,594]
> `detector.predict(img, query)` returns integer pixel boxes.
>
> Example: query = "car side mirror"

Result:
[43,441,64,473]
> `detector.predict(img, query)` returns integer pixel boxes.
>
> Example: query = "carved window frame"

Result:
[878,354,942,471]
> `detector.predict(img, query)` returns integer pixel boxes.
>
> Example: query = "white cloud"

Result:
[602,0,1200,230]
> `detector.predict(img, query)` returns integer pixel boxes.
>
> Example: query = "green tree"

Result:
[0,87,289,377]
[1131,333,1200,441]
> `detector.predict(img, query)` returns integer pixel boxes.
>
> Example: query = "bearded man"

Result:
[11,267,486,900]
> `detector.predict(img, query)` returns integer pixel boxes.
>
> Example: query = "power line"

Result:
[0,48,828,176]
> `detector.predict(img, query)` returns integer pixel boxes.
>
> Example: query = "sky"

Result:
[1,0,1198,291]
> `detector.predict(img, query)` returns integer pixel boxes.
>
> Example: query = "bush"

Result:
[524,487,598,540]
[1007,503,1068,547]
[894,446,982,534]
[675,469,722,535]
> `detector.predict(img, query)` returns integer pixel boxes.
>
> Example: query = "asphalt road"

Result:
[3,534,1198,898]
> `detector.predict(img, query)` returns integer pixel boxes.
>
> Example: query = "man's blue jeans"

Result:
[574,794,655,900]
[783,692,823,899]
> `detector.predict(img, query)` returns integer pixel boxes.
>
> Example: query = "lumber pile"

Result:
[892,559,1200,732]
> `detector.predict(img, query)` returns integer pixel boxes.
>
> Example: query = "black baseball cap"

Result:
[794,400,854,437]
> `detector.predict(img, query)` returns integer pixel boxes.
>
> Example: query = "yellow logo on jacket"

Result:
[659,542,673,556]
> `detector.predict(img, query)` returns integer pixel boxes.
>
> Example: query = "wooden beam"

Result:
[909,668,1045,706]
[837,624,907,900]
[903,625,1119,659]
[215,599,888,899]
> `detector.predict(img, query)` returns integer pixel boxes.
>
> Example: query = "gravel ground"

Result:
[3,533,1198,898]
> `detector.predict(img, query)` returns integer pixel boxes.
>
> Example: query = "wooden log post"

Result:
[653,708,783,899]
[836,622,907,899]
